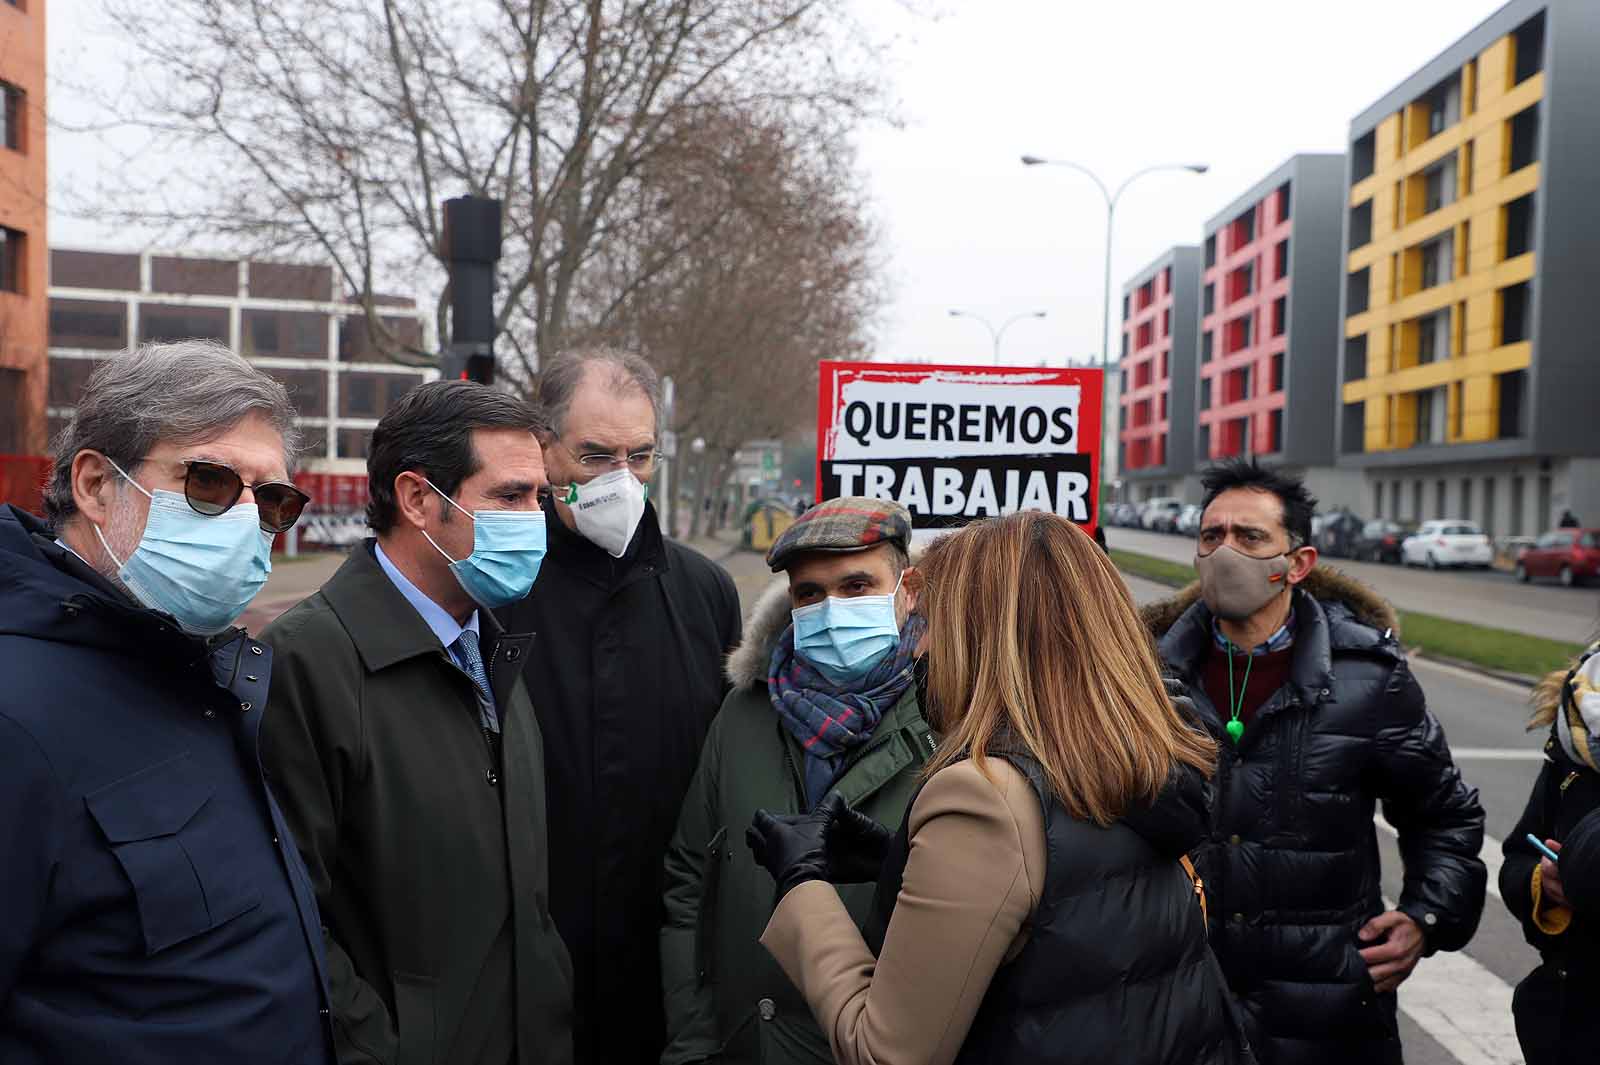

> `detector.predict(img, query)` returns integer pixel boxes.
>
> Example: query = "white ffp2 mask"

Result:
[564,468,648,558]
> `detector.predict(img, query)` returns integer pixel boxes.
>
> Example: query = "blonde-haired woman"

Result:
[747,510,1253,1065]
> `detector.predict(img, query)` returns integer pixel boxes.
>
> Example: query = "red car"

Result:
[1516,528,1600,587]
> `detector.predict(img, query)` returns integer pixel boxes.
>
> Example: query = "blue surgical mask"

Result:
[421,479,547,608]
[95,459,273,635]
[791,575,904,686]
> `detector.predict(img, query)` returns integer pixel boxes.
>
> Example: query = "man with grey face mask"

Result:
[1139,459,1485,1065]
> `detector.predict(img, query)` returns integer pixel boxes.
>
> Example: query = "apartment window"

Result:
[1159,392,1167,420]
[1500,281,1531,344]
[1514,11,1546,85]
[1270,351,1285,393]
[1204,234,1216,268]
[1161,307,1171,338]
[1,82,20,151]
[1226,314,1254,354]
[1203,283,1215,316]
[1277,182,1292,223]
[262,368,330,421]
[1271,297,1287,339]
[1415,386,1447,445]
[1466,58,1479,115]
[1137,321,1154,348]
[244,310,329,357]
[337,429,374,460]
[1201,331,1214,363]
[1269,409,1284,453]
[1346,267,1370,316]
[1200,377,1212,410]
[1231,209,1255,252]
[1463,139,1475,195]
[1417,309,1450,364]
[48,299,128,349]
[1274,239,1289,280]
[1450,381,1464,437]
[1163,266,1173,294]
[1121,334,1129,359]
[1228,262,1254,303]
[139,303,229,344]
[1138,280,1155,310]
[1159,350,1169,380]
[1423,154,1457,213]
[47,356,101,408]
[1422,74,1462,138]
[1504,193,1535,258]
[1420,231,1454,289]
[1199,423,1212,458]
[1344,334,1368,382]
[1352,131,1377,182]
[0,226,22,293]
[1349,201,1373,250]
[1122,294,1130,321]
[1497,369,1526,437]
[1509,104,1540,173]
[1344,402,1366,455]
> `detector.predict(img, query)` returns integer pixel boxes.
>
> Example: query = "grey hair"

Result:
[537,346,661,438]
[44,340,302,527]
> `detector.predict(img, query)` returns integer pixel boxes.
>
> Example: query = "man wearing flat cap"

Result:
[659,497,935,1065]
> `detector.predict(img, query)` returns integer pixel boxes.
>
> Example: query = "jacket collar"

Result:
[542,495,669,591]
[1158,587,1337,711]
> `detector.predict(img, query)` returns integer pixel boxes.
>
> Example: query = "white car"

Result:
[1401,520,1494,570]
[1141,498,1184,532]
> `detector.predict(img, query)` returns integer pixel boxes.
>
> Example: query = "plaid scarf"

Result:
[1556,644,1600,771]
[769,614,926,809]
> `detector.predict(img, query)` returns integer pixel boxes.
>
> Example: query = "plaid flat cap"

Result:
[766,496,912,572]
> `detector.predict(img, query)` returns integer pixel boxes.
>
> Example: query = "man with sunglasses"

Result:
[0,340,333,1065]
[260,381,573,1065]
[496,347,742,1065]
[1140,459,1485,1065]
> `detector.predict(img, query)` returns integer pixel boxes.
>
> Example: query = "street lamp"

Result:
[1021,156,1207,492]
[947,308,1048,364]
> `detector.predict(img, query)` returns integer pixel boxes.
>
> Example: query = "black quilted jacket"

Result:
[1143,568,1487,1065]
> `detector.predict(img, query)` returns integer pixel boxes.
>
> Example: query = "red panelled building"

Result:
[1118,246,1200,498]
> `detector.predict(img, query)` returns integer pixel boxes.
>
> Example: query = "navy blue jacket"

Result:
[0,504,334,1064]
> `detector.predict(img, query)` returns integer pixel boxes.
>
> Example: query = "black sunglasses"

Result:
[182,460,311,533]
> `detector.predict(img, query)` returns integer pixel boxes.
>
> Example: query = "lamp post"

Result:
[1020,157,1207,494]
[947,308,1048,364]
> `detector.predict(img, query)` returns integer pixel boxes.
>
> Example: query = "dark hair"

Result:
[1199,459,1318,548]
[366,381,545,533]
[537,346,661,437]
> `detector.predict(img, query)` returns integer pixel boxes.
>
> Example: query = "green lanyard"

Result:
[1224,641,1253,744]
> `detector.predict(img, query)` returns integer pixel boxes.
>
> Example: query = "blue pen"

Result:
[1526,833,1561,863]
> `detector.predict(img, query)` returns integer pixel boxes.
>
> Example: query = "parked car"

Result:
[1141,497,1184,533]
[1106,502,1138,528]
[1401,520,1494,570]
[1316,509,1366,558]
[1354,519,1416,564]
[1515,528,1600,587]
[1175,504,1203,537]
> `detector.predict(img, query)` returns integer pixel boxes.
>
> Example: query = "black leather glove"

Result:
[1163,675,1202,729]
[747,806,831,901]
[821,793,895,883]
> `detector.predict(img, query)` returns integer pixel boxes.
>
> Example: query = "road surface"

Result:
[1112,525,1597,646]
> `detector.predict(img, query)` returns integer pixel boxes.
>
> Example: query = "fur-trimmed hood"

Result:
[726,576,795,690]
[1139,564,1399,641]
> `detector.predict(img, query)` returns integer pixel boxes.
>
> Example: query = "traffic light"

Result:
[441,196,502,385]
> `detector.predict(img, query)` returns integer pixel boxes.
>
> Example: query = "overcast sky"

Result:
[48,0,1510,366]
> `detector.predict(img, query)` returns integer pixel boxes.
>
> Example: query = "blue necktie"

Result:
[451,629,500,734]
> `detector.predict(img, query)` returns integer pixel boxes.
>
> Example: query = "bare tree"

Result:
[93,0,891,367]
[589,106,881,536]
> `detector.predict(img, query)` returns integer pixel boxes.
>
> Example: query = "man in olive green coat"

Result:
[660,498,935,1065]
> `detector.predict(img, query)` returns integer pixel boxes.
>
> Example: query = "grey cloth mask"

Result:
[1194,544,1293,621]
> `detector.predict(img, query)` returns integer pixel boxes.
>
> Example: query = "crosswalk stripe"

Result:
[1386,895,1523,1065]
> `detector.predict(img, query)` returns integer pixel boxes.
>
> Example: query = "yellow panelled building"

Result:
[1335,0,1600,535]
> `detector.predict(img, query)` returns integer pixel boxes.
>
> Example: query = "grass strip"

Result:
[1110,548,1581,680]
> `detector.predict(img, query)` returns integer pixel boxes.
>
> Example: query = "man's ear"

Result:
[393,470,435,532]
[71,450,121,529]
[1286,545,1319,586]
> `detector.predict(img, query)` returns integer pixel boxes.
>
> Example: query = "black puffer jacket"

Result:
[1501,645,1600,1065]
[1143,569,1486,1065]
